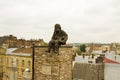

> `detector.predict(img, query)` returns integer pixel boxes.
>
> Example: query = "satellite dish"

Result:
[25,68,30,72]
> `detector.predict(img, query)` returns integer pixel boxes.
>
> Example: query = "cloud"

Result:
[0,0,120,43]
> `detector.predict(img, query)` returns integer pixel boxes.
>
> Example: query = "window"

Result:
[16,59,19,66]
[28,60,31,67]
[22,60,24,67]
[11,58,13,64]
[1,58,3,63]
[7,57,8,63]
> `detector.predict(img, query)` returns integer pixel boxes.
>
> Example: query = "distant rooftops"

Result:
[13,48,32,54]
[6,48,18,54]
[0,36,8,46]
[0,35,46,48]
[5,48,32,56]
[104,58,120,64]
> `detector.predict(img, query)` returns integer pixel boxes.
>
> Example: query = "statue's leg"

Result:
[54,41,60,53]
[47,40,55,52]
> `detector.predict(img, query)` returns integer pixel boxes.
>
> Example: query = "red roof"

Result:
[104,57,120,64]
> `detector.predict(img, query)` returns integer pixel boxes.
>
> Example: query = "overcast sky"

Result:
[0,0,120,43]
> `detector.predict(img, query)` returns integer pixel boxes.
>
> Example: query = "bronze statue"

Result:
[46,24,68,53]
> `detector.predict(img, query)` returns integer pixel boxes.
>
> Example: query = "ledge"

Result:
[33,46,73,48]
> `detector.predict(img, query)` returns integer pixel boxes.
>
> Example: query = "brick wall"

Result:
[34,46,73,80]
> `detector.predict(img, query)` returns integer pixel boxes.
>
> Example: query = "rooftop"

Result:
[0,36,8,46]
[13,48,32,54]
[6,48,18,54]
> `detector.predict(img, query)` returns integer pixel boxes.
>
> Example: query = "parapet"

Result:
[33,46,74,80]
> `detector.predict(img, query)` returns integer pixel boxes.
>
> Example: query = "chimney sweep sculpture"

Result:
[46,24,68,53]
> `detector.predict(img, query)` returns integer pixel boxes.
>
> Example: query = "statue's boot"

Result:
[45,47,51,53]
[54,46,59,53]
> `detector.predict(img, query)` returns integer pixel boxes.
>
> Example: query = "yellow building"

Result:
[0,35,46,80]
[0,48,32,80]
[0,54,6,80]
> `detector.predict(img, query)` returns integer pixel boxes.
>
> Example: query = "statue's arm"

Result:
[60,31,68,44]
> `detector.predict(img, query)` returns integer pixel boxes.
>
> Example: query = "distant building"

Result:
[86,46,91,54]
[0,35,46,80]
[0,48,32,80]
[86,43,111,54]
[110,43,120,55]
[86,43,102,54]
[0,35,46,48]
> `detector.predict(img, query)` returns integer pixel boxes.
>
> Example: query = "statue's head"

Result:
[54,24,61,32]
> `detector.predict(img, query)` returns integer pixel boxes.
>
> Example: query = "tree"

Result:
[76,49,81,55]
[80,44,86,52]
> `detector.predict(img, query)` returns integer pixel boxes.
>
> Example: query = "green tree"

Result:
[80,44,86,52]
[76,49,81,55]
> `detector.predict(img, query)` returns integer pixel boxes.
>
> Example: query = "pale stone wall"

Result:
[105,63,120,80]
[34,46,73,80]
[73,63,104,80]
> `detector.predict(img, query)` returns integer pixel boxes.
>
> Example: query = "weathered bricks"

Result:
[34,46,73,80]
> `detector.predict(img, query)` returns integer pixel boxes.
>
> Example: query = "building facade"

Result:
[0,48,32,80]
[0,54,6,80]
[0,35,46,80]
[0,35,46,48]
[111,43,120,55]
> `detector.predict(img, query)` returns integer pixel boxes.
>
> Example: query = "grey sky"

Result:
[0,0,120,43]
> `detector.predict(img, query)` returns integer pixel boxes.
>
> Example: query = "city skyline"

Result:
[0,0,120,43]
